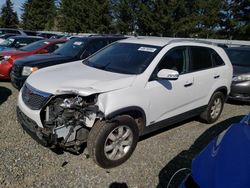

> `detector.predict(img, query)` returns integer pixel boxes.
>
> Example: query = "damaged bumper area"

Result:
[17,106,56,147]
[17,93,103,153]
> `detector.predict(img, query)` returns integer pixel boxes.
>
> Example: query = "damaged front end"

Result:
[19,93,103,153]
[41,94,104,152]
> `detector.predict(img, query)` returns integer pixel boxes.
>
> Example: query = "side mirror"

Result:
[157,69,179,80]
[38,49,49,54]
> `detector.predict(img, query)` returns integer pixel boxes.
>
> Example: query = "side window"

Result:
[190,47,212,72]
[211,50,225,67]
[158,47,188,74]
[18,38,34,45]
[45,43,64,53]
[45,44,56,53]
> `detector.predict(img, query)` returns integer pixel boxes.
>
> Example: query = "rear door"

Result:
[146,45,217,124]
[186,46,216,108]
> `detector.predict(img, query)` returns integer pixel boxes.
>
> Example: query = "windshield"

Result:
[226,48,250,67]
[20,40,49,52]
[84,42,161,74]
[53,38,87,57]
[0,38,15,46]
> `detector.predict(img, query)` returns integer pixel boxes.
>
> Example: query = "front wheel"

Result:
[200,92,225,124]
[87,115,139,168]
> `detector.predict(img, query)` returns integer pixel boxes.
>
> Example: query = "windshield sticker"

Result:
[138,47,157,52]
[73,41,83,46]
[44,42,49,44]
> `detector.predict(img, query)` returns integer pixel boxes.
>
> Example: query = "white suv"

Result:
[17,37,232,168]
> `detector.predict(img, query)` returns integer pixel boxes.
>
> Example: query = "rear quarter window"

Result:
[211,50,225,67]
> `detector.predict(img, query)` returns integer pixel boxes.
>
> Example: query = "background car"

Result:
[226,47,250,101]
[11,35,126,89]
[0,39,66,80]
[0,28,27,36]
[0,33,19,43]
[22,30,38,36]
[0,35,43,52]
[37,32,60,39]
[180,113,250,188]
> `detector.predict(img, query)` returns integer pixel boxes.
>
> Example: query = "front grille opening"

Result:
[12,64,22,76]
[22,84,51,110]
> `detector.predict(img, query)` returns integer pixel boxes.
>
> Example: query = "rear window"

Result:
[226,49,250,67]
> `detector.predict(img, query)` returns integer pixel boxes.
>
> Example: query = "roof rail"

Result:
[167,38,219,46]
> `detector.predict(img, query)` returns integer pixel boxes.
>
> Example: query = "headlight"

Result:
[0,56,11,63]
[3,56,11,60]
[232,74,250,81]
[22,66,39,76]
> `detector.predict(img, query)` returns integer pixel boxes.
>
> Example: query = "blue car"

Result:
[180,113,250,188]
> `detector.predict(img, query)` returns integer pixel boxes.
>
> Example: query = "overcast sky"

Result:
[0,0,25,18]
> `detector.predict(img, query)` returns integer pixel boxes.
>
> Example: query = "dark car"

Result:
[0,35,43,52]
[180,113,250,188]
[226,47,250,101]
[0,28,26,35]
[11,35,126,89]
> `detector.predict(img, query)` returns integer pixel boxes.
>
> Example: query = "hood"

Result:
[192,115,250,188]
[233,65,250,76]
[15,53,72,67]
[26,61,136,95]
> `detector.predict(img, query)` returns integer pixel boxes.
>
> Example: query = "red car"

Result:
[0,39,67,79]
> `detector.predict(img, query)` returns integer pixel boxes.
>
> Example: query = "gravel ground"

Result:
[0,81,249,188]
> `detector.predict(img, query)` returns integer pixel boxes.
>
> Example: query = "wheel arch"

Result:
[105,106,147,134]
[213,86,228,98]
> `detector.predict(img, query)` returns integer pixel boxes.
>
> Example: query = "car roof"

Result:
[72,35,126,41]
[42,38,67,43]
[9,35,43,39]
[118,37,223,48]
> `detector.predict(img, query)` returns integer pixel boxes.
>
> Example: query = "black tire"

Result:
[87,115,139,168]
[200,92,225,124]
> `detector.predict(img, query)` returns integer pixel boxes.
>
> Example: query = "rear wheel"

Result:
[87,115,139,168]
[200,92,225,124]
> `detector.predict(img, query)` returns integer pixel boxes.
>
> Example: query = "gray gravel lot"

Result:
[0,81,249,188]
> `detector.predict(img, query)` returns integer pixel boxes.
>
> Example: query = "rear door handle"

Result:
[214,75,220,79]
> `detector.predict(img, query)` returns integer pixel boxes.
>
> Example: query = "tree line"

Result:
[0,0,249,40]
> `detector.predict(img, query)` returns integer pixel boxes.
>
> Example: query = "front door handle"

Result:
[184,82,193,87]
